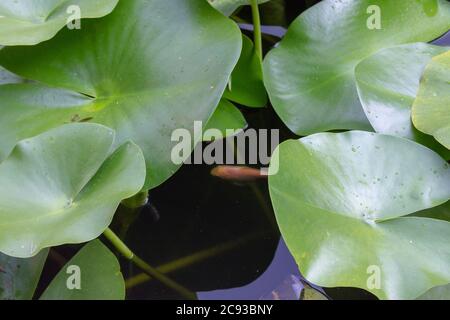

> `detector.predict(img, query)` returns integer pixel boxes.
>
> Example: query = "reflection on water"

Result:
[198,239,328,300]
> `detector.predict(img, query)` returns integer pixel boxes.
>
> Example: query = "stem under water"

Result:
[102,227,196,300]
[250,0,263,62]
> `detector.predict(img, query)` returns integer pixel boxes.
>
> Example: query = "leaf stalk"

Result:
[102,228,196,300]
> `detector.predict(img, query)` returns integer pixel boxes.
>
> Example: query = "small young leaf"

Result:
[223,35,268,108]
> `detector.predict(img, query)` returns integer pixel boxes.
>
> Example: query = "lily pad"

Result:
[0,123,146,258]
[412,50,450,150]
[223,35,267,108]
[264,0,450,135]
[0,0,119,46]
[204,99,247,141]
[355,43,450,158]
[269,131,450,299]
[208,0,269,16]
[0,0,241,189]
[40,240,124,300]
[0,249,48,299]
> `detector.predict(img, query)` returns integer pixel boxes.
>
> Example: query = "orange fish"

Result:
[210,165,268,182]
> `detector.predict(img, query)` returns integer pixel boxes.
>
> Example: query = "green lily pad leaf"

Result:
[412,50,450,150]
[269,131,450,299]
[0,0,241,190]
[223,35,267,108]
[355,43,450,158]
[208,0,269,16]
[0,123,146,258]
[417,283,450,300]
[0,0,119,46]
[264,0,450,135]
[0,249,48,299]
[204,99,247,141]
[40,240,124,300]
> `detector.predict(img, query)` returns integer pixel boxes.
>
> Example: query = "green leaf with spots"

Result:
[412,50,450,150]
[40,240,124,300]
[0,0,241,190]
[355,43,450,158]
[0,249,48,300]
[204,99,247,141]
[0,123,146,258]
[264,0,450,135]
[269,131,450,299]
[0,0,119,46]
[208,0,270,16]
[223,35,267,108]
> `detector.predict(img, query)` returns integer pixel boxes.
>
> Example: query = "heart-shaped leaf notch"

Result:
[0,0,119,46]
[0,0,242,190]
[0,123,146,258]
[269,131,450,299]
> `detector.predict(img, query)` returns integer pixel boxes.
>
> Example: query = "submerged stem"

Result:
[102,228,196,300]
[250,0,263,62]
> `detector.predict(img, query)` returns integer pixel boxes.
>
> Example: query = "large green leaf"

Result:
[0,0,241,189]
[0,249,48,299]
[223,35,267,108]
[208,0,270,16]
[264,0,450,135]
[412,50,450,150]
[0,0,119,46]
[269,131,450,299]
[0,123,146,258]
[355,43,450,158]
[40,240,124,300]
